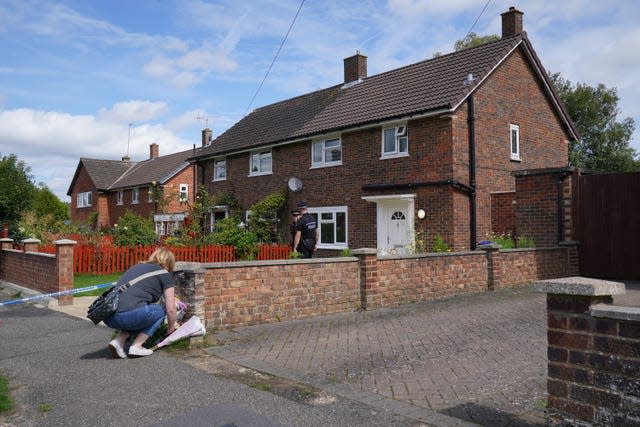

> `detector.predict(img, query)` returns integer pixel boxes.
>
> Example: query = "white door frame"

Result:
[362,194,415,254]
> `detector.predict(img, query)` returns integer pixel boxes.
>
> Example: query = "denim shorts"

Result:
[104,304,166,337]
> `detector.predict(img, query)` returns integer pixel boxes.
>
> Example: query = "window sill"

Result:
[317,244,348,250]
[380,153,409,160]
[248,171,273,177]
[310,162,342,169]
[510,156,522,162]
[212,177,227,182]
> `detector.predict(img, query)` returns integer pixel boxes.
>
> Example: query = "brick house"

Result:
[189,7,578,254]
[67,143,197,235]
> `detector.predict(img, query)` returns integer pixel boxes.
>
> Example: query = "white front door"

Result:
[380,202,410,253]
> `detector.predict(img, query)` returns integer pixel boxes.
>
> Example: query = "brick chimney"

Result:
[343,51,367,84]
[501,7,524,38]
[122,155,130,162]
[149,143,159,159]
[202,128,212,146]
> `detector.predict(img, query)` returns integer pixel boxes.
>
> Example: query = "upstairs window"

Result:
[213,159,226,181]
[382,124,408,158]
[77,191,92,208]
[312,137,342,167]
[131,187,139,204]
[117,190,123,205]
[510,124,520,161]
[250,150,272,176]
[179,184,188,202]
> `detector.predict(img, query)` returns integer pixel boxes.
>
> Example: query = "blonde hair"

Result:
[147,247,176,272]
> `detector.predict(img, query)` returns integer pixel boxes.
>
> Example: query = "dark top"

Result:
[115,263,174,312]
[295,213,318,246]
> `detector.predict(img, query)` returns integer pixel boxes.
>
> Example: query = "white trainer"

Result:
[128,346,153,357]
[108,339,127,359]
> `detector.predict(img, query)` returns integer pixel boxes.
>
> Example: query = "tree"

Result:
[32,185,69,223]
[454,32,499,51]
[0,154,37,225]
[550,73,638,172]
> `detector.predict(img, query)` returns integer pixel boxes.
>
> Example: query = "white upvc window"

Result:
[77,191,92,208]
[312,137,342,167]
[381,124,409,158]
[307,206,348,249]
[147,187,154,203]
[209,206,229,232]
[213,159,226,181]
[510,124,521,161]
[249,149,272,176]
[116,190,123,205]
[179,184,188,202]
[132,187,139,204]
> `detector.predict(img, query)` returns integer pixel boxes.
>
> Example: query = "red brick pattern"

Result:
[546,295,640,425]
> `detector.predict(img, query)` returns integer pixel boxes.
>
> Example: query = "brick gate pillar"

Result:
[353,248,378,310]
[55,239,76,305]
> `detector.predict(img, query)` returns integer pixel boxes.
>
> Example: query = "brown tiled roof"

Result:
[111,149,195,189]
[68,158,136,194]
[192,33,576,160]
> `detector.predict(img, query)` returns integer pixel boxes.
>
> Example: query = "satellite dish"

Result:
[287,177,303,192]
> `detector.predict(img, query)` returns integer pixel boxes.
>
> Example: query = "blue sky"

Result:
[1,0,639,201]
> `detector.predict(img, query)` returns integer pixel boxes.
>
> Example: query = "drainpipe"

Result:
[467,94,477,250]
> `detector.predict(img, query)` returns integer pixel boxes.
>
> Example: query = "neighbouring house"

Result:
[187,7,578,255]
[67,143,198,235]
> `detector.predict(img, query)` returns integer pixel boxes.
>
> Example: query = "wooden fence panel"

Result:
[575,172,640,279]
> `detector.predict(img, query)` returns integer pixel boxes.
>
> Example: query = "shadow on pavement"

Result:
[440,402,547,427]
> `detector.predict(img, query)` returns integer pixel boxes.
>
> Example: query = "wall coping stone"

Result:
[590,303,640,321]
[352,248,377,255]
[0,238,12,243]
[533,276,626,296]
[54,239,77,245]
[199,257,356,269]
[22,238,40,244]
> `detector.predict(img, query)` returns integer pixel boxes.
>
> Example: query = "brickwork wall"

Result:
[184,245,578,329]
[491,192,516,236]
[201,259,361,328]
[543,291,640,425]
[0,240,75,304]
[68,165,98,225]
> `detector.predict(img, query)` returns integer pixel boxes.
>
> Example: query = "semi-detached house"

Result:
[190,7,578,254]
[67,143,196,235]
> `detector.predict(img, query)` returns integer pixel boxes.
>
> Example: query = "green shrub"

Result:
[339,247,353,257]
[432,235,451,253]
[109,211,158,246]
[517,235,536,248]
[211,217,258,260]
[247,190,287,243]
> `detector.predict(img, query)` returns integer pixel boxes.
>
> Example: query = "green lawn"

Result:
[73,273,121,297]
[0,373,13,413]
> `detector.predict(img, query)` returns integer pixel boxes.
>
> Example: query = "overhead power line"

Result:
[461,0,492,45]
[244,0,305,116]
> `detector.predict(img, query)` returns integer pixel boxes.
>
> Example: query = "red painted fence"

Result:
[37,243,292,274]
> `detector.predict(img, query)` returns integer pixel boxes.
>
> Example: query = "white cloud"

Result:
[97,101,169,124]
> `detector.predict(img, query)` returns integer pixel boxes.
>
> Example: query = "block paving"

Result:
[212,286,549,426]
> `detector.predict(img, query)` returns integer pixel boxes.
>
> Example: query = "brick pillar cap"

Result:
[54,239,77,245]
[533,276,625,296]
[0,238,13,243]
[351,248,378,255]
[478,243,500,250]
[22,238,41,244]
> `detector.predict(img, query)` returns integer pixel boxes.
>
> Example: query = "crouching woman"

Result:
[104,247,177,358]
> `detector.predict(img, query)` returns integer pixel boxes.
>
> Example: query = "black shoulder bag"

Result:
[86,269,168,325]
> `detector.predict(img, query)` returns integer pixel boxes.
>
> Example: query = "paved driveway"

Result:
[212,285,549,426]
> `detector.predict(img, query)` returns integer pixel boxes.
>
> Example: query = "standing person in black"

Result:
[293,201,319,258]
[290,209,301,250]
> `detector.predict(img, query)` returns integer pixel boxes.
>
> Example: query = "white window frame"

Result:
[308,206,348,250]
[209,206,229,232]
[131,187,139,204]
[510,124,521,161]
[147,187,153,203]
[213,158,227,181]
[311,137,342,168]
[77,191,92,208]
[179,184,188,202]
[381,124,409,158]
[249,149,272,176]
[116,190,123,205]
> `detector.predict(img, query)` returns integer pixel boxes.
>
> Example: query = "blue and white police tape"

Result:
[0,282,114,307]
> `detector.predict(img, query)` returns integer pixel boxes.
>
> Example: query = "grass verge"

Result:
[73,273,120,297]
[0,374,14,413]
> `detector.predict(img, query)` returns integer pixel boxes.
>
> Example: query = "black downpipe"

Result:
[467,95,477,250]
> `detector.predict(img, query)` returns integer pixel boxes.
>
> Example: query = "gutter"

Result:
[362,179,474,194]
